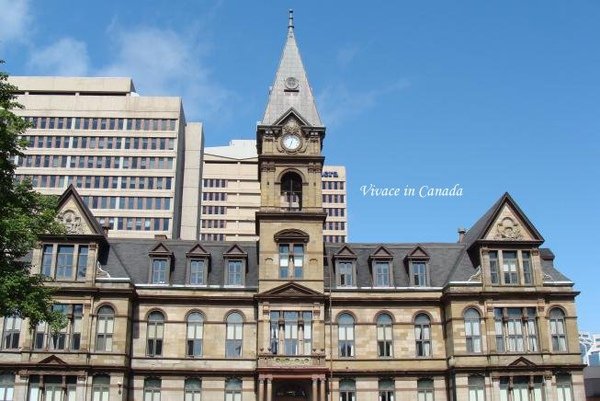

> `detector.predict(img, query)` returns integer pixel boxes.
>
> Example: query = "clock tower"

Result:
[256,9,327,293]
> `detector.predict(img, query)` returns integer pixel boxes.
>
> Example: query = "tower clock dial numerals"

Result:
[282,134,301,151]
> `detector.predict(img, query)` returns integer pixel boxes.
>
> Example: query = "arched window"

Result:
[2,315,21,349]
[96,306,115,352]
[0,373,15,401]
[146,312,164,357]
[414,314,431,357]
[184,378,202,401]
[226,313,243,358]
[338,314,355,357]
[377,314,393,358]
[464,308,482,353]
[225,378,242,401]
[92,375,110,401]
[550,308,567,352]
[187,313,204,357]
[144,378,161,401]
[339,379,356,401]
[468,375,485,401]
[280,172,302,211]
[378,379,394,401]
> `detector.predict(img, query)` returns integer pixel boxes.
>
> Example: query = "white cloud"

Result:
[318,79,410,127]
[99,26,233,121]
[0,0,31,45]
[27,37,90,76]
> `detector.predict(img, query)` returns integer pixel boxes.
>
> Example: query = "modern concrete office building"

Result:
[0,11,583,401]
[9,76,203,240]
[201,139,347,242]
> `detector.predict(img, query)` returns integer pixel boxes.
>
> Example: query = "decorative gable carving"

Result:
[483,204,536,241]
[369,246,393,260]
[55,185,104,236]
[38,355,69,366]
[508,356,537,367]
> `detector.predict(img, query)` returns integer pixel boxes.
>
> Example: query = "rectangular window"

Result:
[42,244,53,276]
[411,261,428,286]
[151,259,168,284]
[502,251,518,284]
[55,245,75,279]
[374,261,391,287]
[489,251,499,284]
[495,307,538,353]
[189,260,205,285]
[77,246,88,279]
[337,261,354,287]
[227,260,243,286]
[522,251,533,284]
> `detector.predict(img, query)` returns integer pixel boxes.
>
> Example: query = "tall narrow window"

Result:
[378,379,394,401]
[92,375,110,401]
[415,314,431,357]
[411,261,429,287]
[226,313,243,358]
[337,261,355,287]
[55,245,75,279]
[464,308,482,353]
[77,245,88,279]
[550,308,567,352]
[284,311,299,355]
[556,374,573,401]
[374,261,391,287]
[338,314,355,357]
[144,378,161,401]
[417,378,434,401]
[339,379,356,401]
[489,251,499,284]
[522,251,533,284]
[96,306,115,352]
[147,311,164,357]
[184,378,202,401]
[377,314,393,358]
[225,378,242,401]
[2,315,21,349]
[280,172,302,211]
[502,251,518,284]
[151,259,168,284]
[189,260,206,285]
[226,260,243,286]
[42,244,53,276]
[0,373,14,401]
[187,313,204,357]
[468,375,485,401]
[279,244,304,279]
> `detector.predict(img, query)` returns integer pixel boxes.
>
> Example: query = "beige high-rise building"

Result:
[201,139,347,242]
[9,76,203,240]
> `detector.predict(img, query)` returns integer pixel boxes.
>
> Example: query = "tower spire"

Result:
[261,10,323,127]
[288,9,294,36]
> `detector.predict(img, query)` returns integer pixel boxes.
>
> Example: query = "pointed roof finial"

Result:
[288,9,294,36]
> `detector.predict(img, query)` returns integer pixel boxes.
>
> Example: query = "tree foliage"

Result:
[0,61,66,330]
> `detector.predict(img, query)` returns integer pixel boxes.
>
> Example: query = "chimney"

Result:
[458,228,467,243]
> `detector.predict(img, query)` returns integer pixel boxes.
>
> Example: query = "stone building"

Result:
[0,10,583,401]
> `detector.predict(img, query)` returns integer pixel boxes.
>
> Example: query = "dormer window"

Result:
[151,259,168,284]
[369,246,394,288]
[41,244,89,281]
[148,243,173,284]
[186,244,210,286]
[280,171,302,211]
[223,244,248,287]
[489,250,534,286]
[411,261,429,286]
[337,261,355,287]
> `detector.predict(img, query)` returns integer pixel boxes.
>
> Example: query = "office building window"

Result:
[464,308,482,353]
[2,316,21,349]
[549,308,567,352]
[146,311,165,357]
[184,378,202,401]
[92,375,110,401]
[417,378,434,401]
[226,312,243,358]
[144,378,161,401]
[339,379,356,401]
[494,307,538,353]
[378,379,394,401]
[377,313,393,358]
[338,313,355,357]
[186,312,204,357]
[96,305,115,352]
[225,378,242,401]
[415,314,432,357]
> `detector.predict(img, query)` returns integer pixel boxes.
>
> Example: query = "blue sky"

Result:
[1,1,599,332]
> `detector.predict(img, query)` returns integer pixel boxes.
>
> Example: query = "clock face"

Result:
[282,134,301,151]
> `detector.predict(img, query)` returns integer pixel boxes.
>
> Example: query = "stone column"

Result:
[312,377,318,401]
[258,377,264,401]
[319,377,326,401]
[266,378,272,401]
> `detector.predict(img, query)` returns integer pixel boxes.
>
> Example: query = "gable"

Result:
[38,355,68,365]
[333,245,357,258]
[150,243,172,255]
[508,356,537,367]
[482,204,538,241]
[187,243,210,256]
[406,245,430,259]
[274,108,311,127]
[56,186,104,236]
[257,281,325,300]
[224,244,248,257]
[370,246,393,259]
